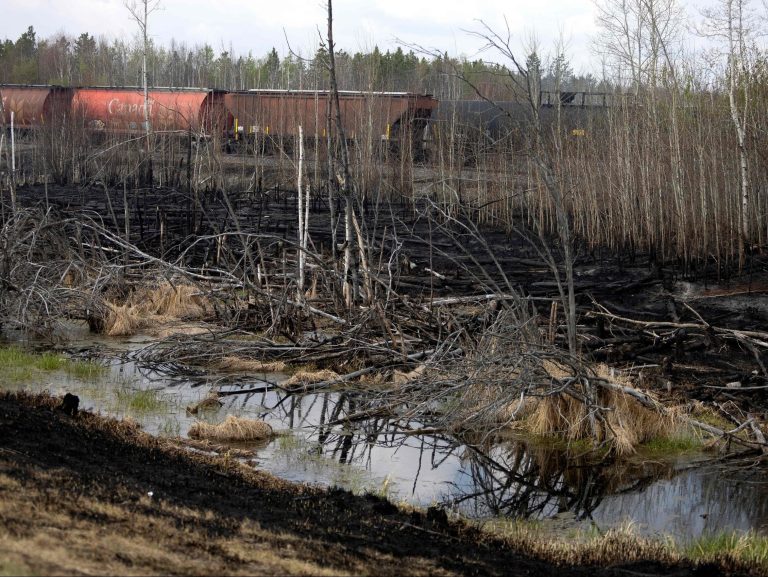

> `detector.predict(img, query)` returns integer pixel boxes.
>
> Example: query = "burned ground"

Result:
[2,181,767,575]
[14,182,768,417]
[0,391,736,576]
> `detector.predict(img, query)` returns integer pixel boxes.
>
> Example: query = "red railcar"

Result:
[0,85,74,128]
[223,89,437,153]
[71,87,230,137]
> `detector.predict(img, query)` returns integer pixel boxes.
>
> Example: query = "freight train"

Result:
[0,84,600,160]
[0,84,438,155]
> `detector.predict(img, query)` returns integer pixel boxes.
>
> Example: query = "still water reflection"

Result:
[3,338,768,541]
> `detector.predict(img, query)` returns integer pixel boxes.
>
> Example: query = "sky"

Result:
[2,0,607,73]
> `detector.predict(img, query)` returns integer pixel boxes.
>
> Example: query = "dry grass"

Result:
[150,283,212,319]
[284,369,339,387]
[449,361,685,456]
[392,365,426,386]
[185,393,223,415]
[0,470,345,577]
[526,365,682,456]
[484,517,768,575]
[150,322,212,339]
[484,519,678,568]
[96,281,213,336]
[450,382,533,429]
[217,356,287,373]
[188,415,274,442]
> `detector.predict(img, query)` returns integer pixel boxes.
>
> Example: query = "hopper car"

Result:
[1,84,228,138]
[0,84,73,129]
[71,87,229,136]
[428,94,605,163]
[1,84,439,156]
[2,84,606,164]
[223,89,437,155]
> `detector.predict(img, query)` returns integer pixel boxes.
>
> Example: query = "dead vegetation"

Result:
[96,281,214,336]
[188,415,274,442]
[185,393,223,415]
[525,387,681,456]
[284,369,340,388]
[216,356,288,373]
[2,203,766,461]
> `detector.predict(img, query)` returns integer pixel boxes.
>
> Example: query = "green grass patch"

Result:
[639,433,703,457]
[64,359,108,380]
[0,346,107,384]
[0,347,37,368]
[0,347,68,372]
[685,531,768,570]
[114,388,167,413]
[36,352,66,371]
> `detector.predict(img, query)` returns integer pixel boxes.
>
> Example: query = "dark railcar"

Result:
[0,84,74,128]
[223,89,437,154]
[429,96,607,162]
[71,87,231,137]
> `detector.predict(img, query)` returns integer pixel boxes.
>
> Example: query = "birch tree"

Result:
[698,0,759,265]
[325,0,359,308]
[592,0,682,89]
[126,0,161,183]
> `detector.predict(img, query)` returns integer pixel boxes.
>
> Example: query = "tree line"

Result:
[0,25,602,99]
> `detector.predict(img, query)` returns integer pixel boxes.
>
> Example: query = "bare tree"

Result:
[325,0,359,308]
[698,0,760,266]
[459,21,579,356]
[592,0,683,89]
[125,0,161,183]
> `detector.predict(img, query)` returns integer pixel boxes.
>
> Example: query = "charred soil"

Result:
[0,391,731,577]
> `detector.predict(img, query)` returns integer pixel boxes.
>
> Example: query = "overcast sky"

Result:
[1,0,609,71]
[0,0,726,74]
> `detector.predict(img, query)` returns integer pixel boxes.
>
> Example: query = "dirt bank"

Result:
[0,391,724,577]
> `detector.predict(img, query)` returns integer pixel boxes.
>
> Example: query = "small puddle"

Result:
[3,332,768,542]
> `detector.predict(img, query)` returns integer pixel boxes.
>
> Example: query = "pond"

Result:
[3,330,768,543]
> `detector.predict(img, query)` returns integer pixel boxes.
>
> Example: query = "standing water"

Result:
[2,332,768,542]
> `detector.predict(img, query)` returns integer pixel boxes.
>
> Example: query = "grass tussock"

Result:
[188,415,273,442]
[216,356,287,373]
[526,386,681,456]
[96,282,213,337]
[185,393,223,415]
[520,364,684,456]
[284,369,339,387]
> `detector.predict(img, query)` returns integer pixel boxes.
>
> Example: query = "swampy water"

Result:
[4,331,768,542]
